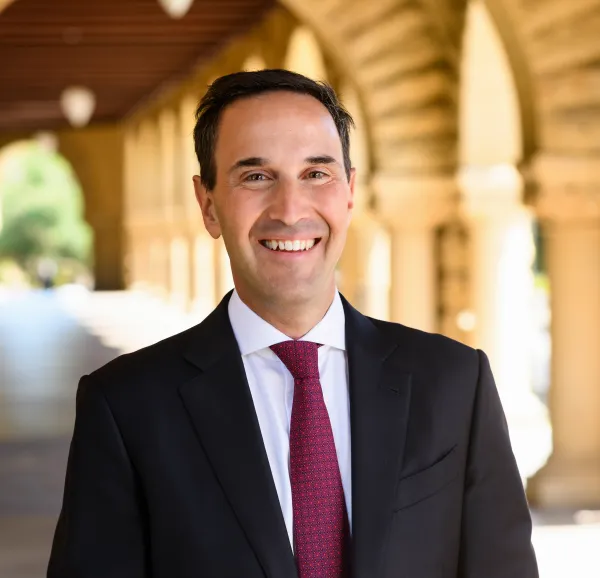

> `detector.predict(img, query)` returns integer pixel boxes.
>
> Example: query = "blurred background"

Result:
[0,0,599,576]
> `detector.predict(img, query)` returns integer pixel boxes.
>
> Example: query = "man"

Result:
[48,69,538,578]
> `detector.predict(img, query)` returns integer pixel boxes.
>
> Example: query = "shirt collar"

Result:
[228,289,346,356]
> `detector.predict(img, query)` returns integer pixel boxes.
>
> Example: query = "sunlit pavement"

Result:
[0,287,598,577]
[532,510,600,578]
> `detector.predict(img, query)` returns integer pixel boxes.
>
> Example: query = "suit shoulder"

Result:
[366,317,483,400]
[369,317,479,368]
[87,323,201,394]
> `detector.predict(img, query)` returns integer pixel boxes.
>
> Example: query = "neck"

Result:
[236,284,336,339]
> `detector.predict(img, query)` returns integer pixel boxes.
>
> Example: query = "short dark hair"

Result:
[193,69,355,191]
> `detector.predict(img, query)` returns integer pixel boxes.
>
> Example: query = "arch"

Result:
[488,0,600,161]
[242,54,267,72]
[278,0,462,177]
[0,137,93,287]
[459,0,523,166]
[284,26,328,81]
[483,0,538,161]
[339,82,371,188]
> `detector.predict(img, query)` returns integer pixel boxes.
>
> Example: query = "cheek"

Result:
[218,196,262,245]
[319,188,352,234]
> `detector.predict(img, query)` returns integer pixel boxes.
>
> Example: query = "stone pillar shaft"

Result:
[547,223,600,459]
[389,226,436,331]
[528,153,600,508]
[372,173,455,332]
[461,163,551,480]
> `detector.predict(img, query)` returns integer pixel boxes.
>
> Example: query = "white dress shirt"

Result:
[227,289,352,548]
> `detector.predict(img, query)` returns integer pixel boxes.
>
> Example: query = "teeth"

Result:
[262,239,318,252]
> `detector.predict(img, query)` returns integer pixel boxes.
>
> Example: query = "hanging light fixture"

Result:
[157,0,193,19]
[60,86,96,128]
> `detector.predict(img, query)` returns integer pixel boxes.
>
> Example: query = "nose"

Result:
[267,178,310,226]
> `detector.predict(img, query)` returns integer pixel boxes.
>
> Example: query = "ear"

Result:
[193,175,222,239]
[348,168,356,212]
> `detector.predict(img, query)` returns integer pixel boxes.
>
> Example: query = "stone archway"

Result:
[0,137,94,287]
[493,0,600,508]
[482,0,538,161]
[57,125,125,290]
[279,0,463,178]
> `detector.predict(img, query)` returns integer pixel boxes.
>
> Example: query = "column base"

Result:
[527,456,600,509]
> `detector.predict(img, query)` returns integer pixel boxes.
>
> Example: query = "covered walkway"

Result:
[0,289,118,577]
[0,289,598,577]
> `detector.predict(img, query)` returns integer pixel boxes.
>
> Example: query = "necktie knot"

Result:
[270,340,320,381]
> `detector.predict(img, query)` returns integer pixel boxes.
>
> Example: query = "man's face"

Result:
[194,91,355,308]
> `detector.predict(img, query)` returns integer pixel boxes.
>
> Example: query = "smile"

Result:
[259,238,321,252]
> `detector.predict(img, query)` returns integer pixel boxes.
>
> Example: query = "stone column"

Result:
[437,219,470,343]
[284,26,328,81]
[169,236,190,310]
[158,109,178,301]
[372,174,455,332]
[158,108,177,222]
[138,119,160,214]
[337,204,391,320]
[460,163,551,480]
[123,126,140,288]
[177,92,221,316]
[136,118,170,296]
[179,93,200,220]
[336,83,391,319]
[58,125,125,290]
[528,154,600,508]
[189,231,217,318]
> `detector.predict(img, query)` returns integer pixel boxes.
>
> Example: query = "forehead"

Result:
[215,91,343,162]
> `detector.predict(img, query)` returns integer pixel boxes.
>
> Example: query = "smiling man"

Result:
[48,70,538,578]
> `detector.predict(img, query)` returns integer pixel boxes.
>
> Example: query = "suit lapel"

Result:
[342,297,412,578]
[179,294,297,578]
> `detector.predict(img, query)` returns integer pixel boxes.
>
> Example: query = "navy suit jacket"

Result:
[48,292,538,577]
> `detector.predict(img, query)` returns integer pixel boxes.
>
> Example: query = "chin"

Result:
[263,279,316,304]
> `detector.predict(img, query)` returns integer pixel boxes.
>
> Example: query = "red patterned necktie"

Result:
[270,340,349,578]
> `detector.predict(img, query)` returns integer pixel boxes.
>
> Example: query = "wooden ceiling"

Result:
[0,0,275,132]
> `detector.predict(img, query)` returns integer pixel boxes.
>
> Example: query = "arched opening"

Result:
[459,0,551,482]
[242,54,267,72]
[284,26,328,81]
[0,137,93,289]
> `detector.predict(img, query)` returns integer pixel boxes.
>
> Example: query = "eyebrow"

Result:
[305,155,339,166]
[228,154,341,175]
[228,157,268,174]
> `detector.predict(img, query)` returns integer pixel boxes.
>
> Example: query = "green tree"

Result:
[0,143,92,273]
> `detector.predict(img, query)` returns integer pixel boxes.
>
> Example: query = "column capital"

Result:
[371,172,457,229]
[531,153,600,222]
[458,163,524,220]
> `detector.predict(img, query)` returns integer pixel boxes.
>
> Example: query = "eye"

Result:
[245,173,268,182]
[307,170,328,179]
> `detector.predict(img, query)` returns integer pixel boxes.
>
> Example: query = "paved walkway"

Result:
[0,287,598,577]
[0,288,121,578]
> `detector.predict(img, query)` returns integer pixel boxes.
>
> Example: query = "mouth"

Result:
[258,238,322,252]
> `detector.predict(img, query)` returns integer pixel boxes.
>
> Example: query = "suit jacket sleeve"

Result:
[48,374,148,578]
[458,350,539,578]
